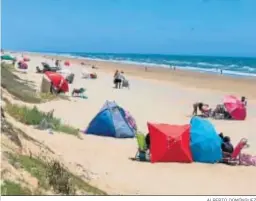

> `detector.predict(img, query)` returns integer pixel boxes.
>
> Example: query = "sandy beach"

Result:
[3,52,256,195]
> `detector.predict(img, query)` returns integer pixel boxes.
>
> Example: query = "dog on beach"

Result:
[72,88,86,96]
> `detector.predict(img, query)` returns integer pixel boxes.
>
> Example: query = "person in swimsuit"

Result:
[192,102,210,116]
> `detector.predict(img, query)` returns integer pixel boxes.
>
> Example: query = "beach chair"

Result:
[135,132,148,161]
[222,138,249,165]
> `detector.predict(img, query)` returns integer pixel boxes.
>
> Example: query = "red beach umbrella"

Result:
[45,71,69,93]
[64,60,70,66]
[23,57,30,62]
[223,95,246,120]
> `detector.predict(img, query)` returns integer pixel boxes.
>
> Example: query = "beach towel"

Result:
[240,153,256,166]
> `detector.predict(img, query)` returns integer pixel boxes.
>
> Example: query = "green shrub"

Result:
[1,180,32,195]
[1,63,69,103]
[6,153,106,195]
[1,63,41,103]
[5,103,79,136]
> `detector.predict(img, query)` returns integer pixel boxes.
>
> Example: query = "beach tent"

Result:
[147,123,193,163]
[190,117,222,163]
[44,71,69,93]
[85,101,136,138]
[1,54,16,61]
[223,95,246,120]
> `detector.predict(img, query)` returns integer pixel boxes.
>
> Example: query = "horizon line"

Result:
[3,48,256,59]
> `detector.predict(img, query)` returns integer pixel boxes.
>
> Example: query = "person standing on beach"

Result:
[55,59,59,67]
[113,70,122,89]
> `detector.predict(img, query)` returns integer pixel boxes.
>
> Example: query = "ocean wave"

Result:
[82,56,256,77]
[56,52,256,78]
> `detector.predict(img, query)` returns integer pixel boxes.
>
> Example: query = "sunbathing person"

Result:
[212,104,231,119]
[192,102,211,117]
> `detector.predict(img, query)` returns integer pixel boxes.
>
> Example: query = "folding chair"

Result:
[222,138,249,165]
[135,132,148,161]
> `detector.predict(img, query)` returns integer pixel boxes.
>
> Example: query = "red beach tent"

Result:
[45,71,69,93]
[147,123,193,163]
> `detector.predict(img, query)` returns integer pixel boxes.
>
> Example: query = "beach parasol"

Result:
[223,95,246,120]
[64,60,70,66]
[23,56,30,62]
[1,54,16,61]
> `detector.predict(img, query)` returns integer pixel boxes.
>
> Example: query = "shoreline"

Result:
[9,51,256,99]
[23,51,256,78]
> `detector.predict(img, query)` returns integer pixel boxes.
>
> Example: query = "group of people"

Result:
[192,96,247,119]
[113,70,129,89]
[139,132,234,163]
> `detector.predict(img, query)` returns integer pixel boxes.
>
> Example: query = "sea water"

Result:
[44,51,256,78]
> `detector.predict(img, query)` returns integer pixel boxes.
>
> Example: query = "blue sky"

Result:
[1,0,256,56]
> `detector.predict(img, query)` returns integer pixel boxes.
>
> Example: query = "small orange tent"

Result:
[147,123,193,163]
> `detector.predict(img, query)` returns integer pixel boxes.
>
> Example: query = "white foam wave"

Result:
[37,52,256,78]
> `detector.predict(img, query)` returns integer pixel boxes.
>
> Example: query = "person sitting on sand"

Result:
[220,135,234,157]
[212,104,232,119]
[113,70,122,89]
[145,133,150,150]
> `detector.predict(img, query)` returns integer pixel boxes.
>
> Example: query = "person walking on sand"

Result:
[113,70,122,89]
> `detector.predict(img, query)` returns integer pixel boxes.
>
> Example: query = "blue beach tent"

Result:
[85,101,136,138]
[190,117,222,163]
